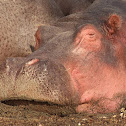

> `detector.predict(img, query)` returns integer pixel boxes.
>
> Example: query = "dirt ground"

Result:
[0,100,125,126]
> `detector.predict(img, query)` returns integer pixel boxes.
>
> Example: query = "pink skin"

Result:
[30,14,126,113]
[65,18,126,113]
[25,59,39,66]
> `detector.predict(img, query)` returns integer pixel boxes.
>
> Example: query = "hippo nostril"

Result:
[25,59,39,66]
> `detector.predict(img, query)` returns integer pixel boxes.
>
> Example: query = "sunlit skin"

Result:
[64,15,126,113]
[25,14,126,113]
[1,0,126,114]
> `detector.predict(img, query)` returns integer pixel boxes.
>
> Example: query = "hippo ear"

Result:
[105,14,122,35]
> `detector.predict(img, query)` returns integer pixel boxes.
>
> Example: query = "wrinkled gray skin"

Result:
[0,56,78,105]
[1,0,126,113]
[0,0,63,65]
[54,0,95,16]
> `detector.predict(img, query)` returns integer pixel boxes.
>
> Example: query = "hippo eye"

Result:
[89,33,95,35]
[88,33,95,37]
[86,32,96,41]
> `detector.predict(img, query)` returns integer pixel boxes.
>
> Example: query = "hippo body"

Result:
[1,0,126,113]
[54,0,95,16]
[0,0,63,64]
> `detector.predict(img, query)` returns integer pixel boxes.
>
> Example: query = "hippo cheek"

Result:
[64,24,103,96]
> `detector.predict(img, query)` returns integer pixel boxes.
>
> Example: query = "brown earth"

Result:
[0,100,125,126]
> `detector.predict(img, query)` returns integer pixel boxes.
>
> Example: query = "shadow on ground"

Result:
[0,100,125,126]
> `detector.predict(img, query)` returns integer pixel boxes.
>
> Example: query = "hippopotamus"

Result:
[0,0,63,65]
[1,0,126,113]
[54,0,95,16]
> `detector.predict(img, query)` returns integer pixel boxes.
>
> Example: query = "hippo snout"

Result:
[4,57,79,105]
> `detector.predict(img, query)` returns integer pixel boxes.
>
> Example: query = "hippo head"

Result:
[2,14,126,113]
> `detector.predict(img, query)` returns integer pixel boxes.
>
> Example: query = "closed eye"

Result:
[89,33,95,35]
[86,33,96,40]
